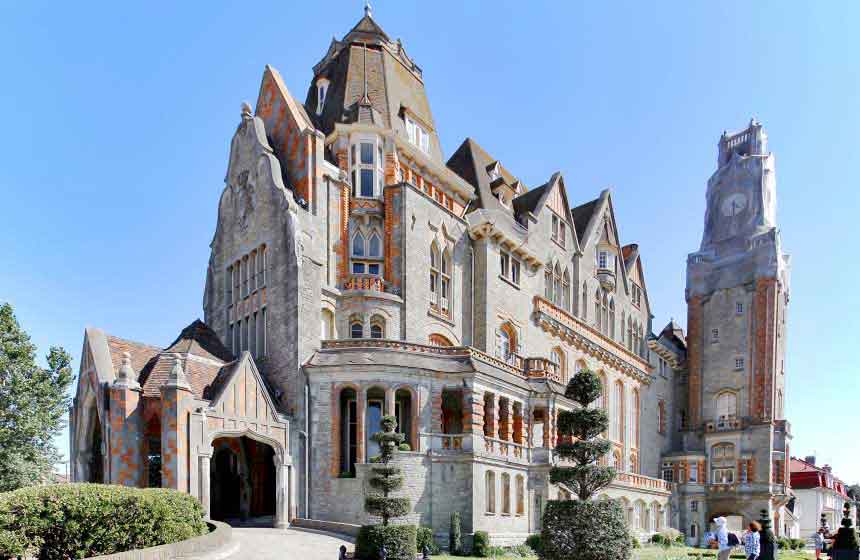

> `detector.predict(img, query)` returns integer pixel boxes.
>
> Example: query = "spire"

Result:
[364,0,372,18]
[164,356,191,391]
[114,351,141,390]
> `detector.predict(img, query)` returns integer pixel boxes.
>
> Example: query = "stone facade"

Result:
[68,6,792,548]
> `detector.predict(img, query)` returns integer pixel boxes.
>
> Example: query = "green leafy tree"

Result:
[0,303,74,491]
[540,368,630,560]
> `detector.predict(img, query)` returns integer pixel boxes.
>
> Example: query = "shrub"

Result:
[525,534,542,554]
[777,536,792,550]
[650,533,667,546]
[356,524,417,560]
[449,511,462,555]
[540,500,631,560]
[508,544,535,558]
[398,443,411,452]
[630,534,641,549]
[834,502,859,551]
[472,531,490,557]
[416,527,439,555]
[0,483,207,560]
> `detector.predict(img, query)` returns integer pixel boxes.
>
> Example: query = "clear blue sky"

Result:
[1,1,858,482]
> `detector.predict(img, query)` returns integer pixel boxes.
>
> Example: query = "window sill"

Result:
[428,308,456,326]
[498,275,521,290]
[500,513,512,517]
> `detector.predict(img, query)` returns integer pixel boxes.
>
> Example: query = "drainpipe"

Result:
[300,379,311,519]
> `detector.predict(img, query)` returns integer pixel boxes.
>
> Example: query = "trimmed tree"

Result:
[0,303,74,491]
[540,368,631,560]
[357,415,417,560]
[833,502,860,560]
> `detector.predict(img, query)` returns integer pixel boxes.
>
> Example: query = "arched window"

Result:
[609,299,616,338]
[614,381,625,444]
[594,288,601,329]
[690,523,698,539]
[562,269,571,311]
[485,471,496,514]
[545,266,553,302]
[350,321,363,339]
[553,264,562,307]
[550,347,565,381]
[498,323,517,363]
[620,311,625,344]
[630,452,639,474]
[321,308,335,340]
[776,389,784,419]
[370,323,384,339]
[352,230,381,275]
[352,232,366,258]
[368,232,381,258]
[627,317,633,351]
[515,475,525,515]
[601,292,609,335]
[597,370,608,411]
[716,391,738,420]
[429,333,453,347]
[430,243,440,308]
[440,250,452,315]
[501,473,511,514]
[394,388,415,450]
[711,442,736,460]
[612,448,623,470]
[631,388,640,450]
[338,387,358,474]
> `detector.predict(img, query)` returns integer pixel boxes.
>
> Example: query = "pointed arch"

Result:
[553,263,562,307]
[550,346,566,382]
[609,298,616,339]
[368,231,382,257]
[351,231,366,257]
[562,268,571,311]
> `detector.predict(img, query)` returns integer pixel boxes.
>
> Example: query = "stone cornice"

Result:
[532,296,652,384]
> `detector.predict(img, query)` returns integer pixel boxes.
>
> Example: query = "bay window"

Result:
[350,136,384,198]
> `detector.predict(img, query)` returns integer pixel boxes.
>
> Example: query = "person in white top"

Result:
[709,517,733,560]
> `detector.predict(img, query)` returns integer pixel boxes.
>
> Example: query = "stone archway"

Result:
[209,436,277,524]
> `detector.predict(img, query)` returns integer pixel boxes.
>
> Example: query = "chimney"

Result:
[805,455,816,466]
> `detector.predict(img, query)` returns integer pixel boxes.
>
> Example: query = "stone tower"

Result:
[683,119,792,528]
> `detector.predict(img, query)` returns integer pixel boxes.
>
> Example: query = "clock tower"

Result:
[683,119,792,528]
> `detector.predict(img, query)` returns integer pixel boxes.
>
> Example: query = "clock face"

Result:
[720,192,748,217]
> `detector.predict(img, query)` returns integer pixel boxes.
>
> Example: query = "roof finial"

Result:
[164,356,191,391]
[114,351,140,390]
[241,101,253,119]
[364,0,372,18]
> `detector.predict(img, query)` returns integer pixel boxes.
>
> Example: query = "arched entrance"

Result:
[210,436,276,524]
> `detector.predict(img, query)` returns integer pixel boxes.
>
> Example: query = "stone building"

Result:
[790,457,856,541]
[69,6,792,546]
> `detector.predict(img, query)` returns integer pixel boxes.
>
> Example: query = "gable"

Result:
[546,180,566,218]
[207,355,281,423]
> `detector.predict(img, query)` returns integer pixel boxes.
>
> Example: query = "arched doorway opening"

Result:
[84,404,104,483]
[210,436,276,523]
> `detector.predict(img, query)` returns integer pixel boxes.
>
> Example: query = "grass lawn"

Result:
[431,546,816,560]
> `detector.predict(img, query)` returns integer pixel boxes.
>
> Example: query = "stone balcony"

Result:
[613,472,673,495]
[342,274,385,292]
[596,267,616,291]
[705,415,743,433]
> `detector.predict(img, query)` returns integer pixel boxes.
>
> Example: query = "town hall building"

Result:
[69,6,793,547]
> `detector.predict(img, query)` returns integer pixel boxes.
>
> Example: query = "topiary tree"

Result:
[540,368,631,560]
[833,502,860,560]
[449,511,462,555]
[356,415,417,560]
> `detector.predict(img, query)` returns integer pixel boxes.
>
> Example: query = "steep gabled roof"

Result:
[344,12,391,43]
[571,198,600,242]
[447,137,523,212]
[659,319,687,349]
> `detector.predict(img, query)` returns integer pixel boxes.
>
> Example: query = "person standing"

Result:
[743,521,761,560]
[711,517,733,560]
[814,528,826,560]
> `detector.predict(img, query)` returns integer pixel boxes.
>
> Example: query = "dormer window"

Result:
[405,115,430,154]
[316,78,329,116]
[350,135,384,198]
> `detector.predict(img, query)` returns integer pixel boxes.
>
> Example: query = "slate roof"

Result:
[512,182,548,215]
[659,320,687,349]
[447,138,523,212]
[571,198,600,241]
[790,457,849,496]
[622,243,639,269]
[104,320,234,399]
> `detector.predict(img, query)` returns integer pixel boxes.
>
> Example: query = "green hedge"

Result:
[356,524,417,560]
[540,499,631,560]
[472,531,490,557]
[416,527,439,555]
[0,483,208,560]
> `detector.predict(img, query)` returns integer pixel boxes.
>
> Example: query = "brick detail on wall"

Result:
[463,388,484,436]
[337,181,350,286]
[686,295,704,427]
[753,278,778,421]
[383,185,402,292]
[108,386,142,487]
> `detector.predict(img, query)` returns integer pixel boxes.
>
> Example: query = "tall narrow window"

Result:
[609,299,616,338]
[485,471,496,514]
[501,473,511,515]
[553,264,562,307]
[351,137,383,198]
[545,267,553,301]
[405,115,430,154]
[350,322,363,339]
[352,231,381,276]
[515,475,525,515]
[370,316,385,339]
[582,282,588,320]
[441,250,451,314]
[562,269,570,311]
[430,243,440,307]
[594,289,601,329]
[339,388,358,475]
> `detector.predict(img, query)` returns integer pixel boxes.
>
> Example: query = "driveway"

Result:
[225,526,354,560]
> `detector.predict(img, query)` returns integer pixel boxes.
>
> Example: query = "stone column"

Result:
[498,399,512,441]
[275,462,290,528]
[199,454,211,519]
[484,393,497,438]
[160,357,194,491]
[385,387,395,417]
[356,388,367,464]
[109,352,143,486]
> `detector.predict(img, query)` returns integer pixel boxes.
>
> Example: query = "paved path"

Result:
[226,527,353,560]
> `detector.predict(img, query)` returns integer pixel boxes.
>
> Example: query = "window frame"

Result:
[350,134,384,199]
[405,115,430,154]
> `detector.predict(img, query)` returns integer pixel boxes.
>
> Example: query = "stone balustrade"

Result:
[483,435,531,464]
[342,274,385,292]
[421,432,470,452]
[614,471,673,494]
